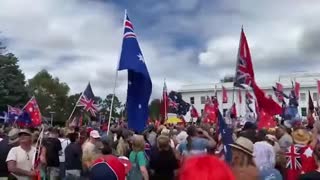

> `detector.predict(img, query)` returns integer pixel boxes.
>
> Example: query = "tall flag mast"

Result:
[117,11,152,133]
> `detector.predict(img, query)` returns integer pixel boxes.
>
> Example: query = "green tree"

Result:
[100,94,122,121]
[0,53,29,111]
[27,69,70,125]
[149,99,161,121]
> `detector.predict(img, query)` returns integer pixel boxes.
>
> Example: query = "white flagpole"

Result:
[107,9,127,135]
[164,78,167,122]
[67,92,83,123]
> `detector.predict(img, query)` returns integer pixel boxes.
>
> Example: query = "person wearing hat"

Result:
[0,128,20,179]
[82,130,102,169]
[6,129,36,180]
[285,128,317,180]
[230,136,259,180]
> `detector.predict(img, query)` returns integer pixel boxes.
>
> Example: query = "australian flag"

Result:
[168,91,190,116]
[217,110,233,163]
[118,12,152,133]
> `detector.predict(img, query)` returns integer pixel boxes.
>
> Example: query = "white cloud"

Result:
[1,0,320,103]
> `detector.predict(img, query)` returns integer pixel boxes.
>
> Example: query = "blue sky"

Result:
[1,0,320,100]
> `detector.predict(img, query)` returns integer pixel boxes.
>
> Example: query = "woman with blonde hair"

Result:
[127,135,149,180]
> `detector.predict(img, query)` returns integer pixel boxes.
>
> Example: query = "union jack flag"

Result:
[286,145,302,170]
[168,98,178,109]
[124,15,136,39]
[77,83,98,116]
[234,28,255,88]
[8,105,23,115]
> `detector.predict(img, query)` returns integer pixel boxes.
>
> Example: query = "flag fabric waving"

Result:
[252,81,282,116]
[294,82,300,99]
[77,83,98,117]
[118,12,152,133]
[190,105,199,118]
[238,88,242,104]
[168,91,190,116]
[23,97,42,126]
[217,110,233,163]
[7,105,23,123]
[222,86,228,103]
[234,28,255,88]
[160,80,168,122]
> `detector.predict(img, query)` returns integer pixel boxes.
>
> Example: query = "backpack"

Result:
[127,152,143,180]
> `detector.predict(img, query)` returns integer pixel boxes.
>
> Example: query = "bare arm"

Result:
[7,160,34,177]
[140,166,149,180]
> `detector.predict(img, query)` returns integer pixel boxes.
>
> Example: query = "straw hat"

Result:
[292,129,311,145]
[8,128,20,145]
[229,136,254,156]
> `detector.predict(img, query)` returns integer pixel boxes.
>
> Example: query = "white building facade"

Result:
[179,73,320,118]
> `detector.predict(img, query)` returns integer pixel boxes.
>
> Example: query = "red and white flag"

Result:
[23,97,42,126]
[295,81,300,99]
[190,105,199,118]
[238,88,242,104]
[222,86,228,103]
[276,82,284,101]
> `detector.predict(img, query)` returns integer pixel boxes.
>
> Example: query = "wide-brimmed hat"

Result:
[229,136,254,156]
[8,128,20,144]
[18,129,32,136]
[292,129,311,145]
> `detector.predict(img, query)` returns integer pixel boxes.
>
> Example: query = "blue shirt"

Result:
[259,168,282,180]
[178,137,209,156]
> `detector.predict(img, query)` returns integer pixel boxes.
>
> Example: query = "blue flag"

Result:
[118,13,152,133]
[217,110,233,163]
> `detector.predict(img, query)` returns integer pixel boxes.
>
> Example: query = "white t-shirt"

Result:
[59,138,70,162]
[6,146,36,180]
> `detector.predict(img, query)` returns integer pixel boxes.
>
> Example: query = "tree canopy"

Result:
[0,53,28,111]
[27,69,71,124]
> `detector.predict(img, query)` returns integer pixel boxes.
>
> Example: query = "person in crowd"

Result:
[147,125,157,147]
[254,135,283,180]
[299,143,320,179]
[127,135,149,180]
[58,128,70,179]
[276,126,293,151]
[0,128,19,179]
[89,154,126,180]
[149,135,179,180]
[230,136,259,180]
[82,130,102,168]
[116,130,131,157]
[160,128,175,148]
[175,125,188,144]
[42,127,62,180]
[65,132,82,179]
[285,128,317,180]
[239,122,258,143]
[6,129,36,180]
[178,155,235,180]
[177,125,216,156]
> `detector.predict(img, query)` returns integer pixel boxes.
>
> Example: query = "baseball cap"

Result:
[90,155,126,180]
[90,130,101,139]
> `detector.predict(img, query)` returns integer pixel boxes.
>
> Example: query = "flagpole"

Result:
[107,9,127,135]
[164,78,167,122]
[67,92,82,124]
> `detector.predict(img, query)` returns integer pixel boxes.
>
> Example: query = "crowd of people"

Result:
[0,120,319,180]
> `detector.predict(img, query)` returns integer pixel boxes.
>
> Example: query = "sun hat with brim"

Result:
[8,128,20,144]
[292,129,311,145]
[18,129,32,136]
[229,136,254,156]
